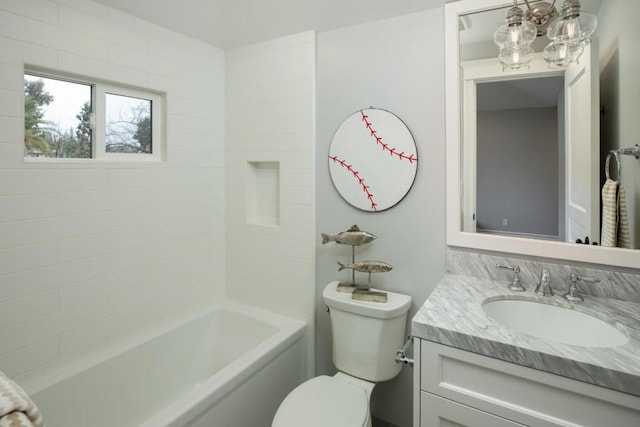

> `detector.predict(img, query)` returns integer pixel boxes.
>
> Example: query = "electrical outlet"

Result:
[502,218,509,227]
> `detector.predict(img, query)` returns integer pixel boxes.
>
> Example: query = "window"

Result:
[24,71,162,161]
[24,74,92,158]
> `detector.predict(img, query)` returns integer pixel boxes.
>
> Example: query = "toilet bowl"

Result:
[272,372,374,427]
[272,281,412,427]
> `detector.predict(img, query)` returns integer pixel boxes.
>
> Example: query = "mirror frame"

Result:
[445,0,640,269]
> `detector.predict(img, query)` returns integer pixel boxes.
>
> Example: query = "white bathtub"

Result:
[29,304,306,427]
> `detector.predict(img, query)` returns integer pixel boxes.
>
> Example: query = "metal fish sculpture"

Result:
[321,225,377,246]
[337,260,392,273]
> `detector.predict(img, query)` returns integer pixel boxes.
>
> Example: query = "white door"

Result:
[564,44,600,244]
[462,79,477,233]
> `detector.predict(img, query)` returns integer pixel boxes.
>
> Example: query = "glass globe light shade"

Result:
[494,20,537,49]
[499,46,535,71]
[494,3,537,70]
[547,6,597,45]
[543,40,584,68]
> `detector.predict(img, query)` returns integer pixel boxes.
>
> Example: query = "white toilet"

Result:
[272,281,412,427]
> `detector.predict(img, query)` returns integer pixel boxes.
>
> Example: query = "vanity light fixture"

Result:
[543,0,597,67]
[493,1,537,70]
[494,0,597,70]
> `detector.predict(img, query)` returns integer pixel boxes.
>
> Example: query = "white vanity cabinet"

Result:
[414,339,640,427]
[421,392,525,427]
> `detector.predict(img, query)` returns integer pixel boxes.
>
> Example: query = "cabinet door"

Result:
[420,340,640,427]
[421,392,525,427]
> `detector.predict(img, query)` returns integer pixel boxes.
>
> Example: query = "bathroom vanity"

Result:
[423,0,640,424]
[411,272,640,427]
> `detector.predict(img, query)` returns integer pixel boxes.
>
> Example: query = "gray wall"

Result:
[316,9,446,427]
[599,0,640,248]
[476,107,560,239]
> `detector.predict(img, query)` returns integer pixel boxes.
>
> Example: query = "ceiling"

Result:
[93,0,444,49]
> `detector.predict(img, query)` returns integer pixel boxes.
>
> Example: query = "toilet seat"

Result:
[272,375,369,427]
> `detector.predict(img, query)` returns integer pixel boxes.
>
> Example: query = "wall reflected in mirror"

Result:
[458,0,640,250]
[476,76,563,240]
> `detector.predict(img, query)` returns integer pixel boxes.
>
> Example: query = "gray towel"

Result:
[600,179,630,248]
[601,179,618,247]
[617,185,630,248]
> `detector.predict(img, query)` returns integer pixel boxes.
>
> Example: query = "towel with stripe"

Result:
[0,371,44,427]
[600,178,630,248]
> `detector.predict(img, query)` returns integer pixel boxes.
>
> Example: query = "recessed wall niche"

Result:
[246,161,280,227]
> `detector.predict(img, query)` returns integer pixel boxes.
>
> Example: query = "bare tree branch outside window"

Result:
[105,94,152,154]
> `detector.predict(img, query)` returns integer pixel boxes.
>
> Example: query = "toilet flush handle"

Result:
[394,336,414,367]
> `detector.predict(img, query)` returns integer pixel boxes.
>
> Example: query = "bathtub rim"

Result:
[139,313,306,427]
[22,300,306,399]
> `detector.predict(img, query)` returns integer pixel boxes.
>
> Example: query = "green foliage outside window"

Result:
[24,74,154,159]
[23,76,92,158]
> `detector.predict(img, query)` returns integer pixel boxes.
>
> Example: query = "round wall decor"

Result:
[328,108,418,212]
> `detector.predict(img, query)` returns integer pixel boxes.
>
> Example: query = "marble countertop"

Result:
[412,273,640,397]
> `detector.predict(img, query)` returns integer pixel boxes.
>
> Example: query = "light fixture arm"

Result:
[522,0,559,36]
[522,0,557,15]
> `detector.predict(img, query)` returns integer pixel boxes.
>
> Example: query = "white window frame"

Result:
[24,68,163,162]
[95,84,162,161]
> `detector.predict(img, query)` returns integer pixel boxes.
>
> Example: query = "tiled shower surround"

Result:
[0,0,224,380]
[225,32,316,374]
[0,0,317,384]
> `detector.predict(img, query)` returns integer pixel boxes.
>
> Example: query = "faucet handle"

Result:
[570,273,600,284]
[496,264,525,292]
[564,273,600,302]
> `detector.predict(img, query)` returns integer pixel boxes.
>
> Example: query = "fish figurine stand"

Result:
[321,225,391,303]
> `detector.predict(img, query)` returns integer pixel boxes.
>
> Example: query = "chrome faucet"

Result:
[563,273,600,302]
[495,264,525,292]
[534,268,553,296]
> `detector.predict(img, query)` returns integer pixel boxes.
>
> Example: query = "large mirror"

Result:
[445,0,640,268]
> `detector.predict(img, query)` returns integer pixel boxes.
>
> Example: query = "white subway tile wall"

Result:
[0,0,225,379]
[225,32,316,375]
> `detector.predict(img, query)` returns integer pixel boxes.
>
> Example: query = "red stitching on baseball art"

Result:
[329,155,377,211]
[360,110,417,163]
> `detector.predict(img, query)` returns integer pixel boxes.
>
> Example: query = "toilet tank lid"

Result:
[323,281,412,319]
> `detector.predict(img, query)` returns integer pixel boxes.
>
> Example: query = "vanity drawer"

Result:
[420,340,640,427]
[421,391,525,427]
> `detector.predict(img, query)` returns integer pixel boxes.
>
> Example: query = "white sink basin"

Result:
[482,298,629,348]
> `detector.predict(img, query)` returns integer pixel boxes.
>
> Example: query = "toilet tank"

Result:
[323,281,412,382]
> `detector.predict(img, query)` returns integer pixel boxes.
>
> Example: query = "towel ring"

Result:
[605,151,621,181]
